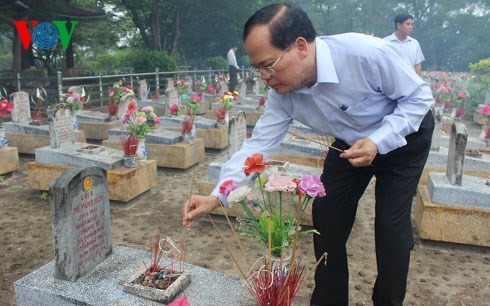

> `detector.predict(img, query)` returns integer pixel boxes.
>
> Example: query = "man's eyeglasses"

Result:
[251,44,292,76]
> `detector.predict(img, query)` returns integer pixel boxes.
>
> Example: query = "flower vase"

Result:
[182,119,196,142]
[224,111,229,127]
[136,138,148,160]
[269,251,291,273]
[123,155,137,167]
[0,128,8,148]
[72,114,79,130]
[108,103,118,118]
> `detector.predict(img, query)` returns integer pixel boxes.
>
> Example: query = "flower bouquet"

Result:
[122,102,160,139]
[120,101,160,161]
[169,94,201,141]
[0,98,14,128]
[211,153,326,306]
[60,86,87,113]
[221,153,324,258]
[108,80,134,117]
[478,105,490,145]
[215,91,236,125]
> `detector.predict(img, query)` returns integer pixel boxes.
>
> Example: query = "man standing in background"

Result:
[384,14,425,76]
[227,46,240,91]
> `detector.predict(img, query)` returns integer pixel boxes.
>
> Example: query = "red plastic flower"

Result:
[243,153,267,176]
[0,99,14,118]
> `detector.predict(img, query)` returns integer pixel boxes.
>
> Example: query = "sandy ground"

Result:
[1,139,490,305]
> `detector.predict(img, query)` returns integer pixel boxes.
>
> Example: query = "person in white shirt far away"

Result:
[384,13,425,76]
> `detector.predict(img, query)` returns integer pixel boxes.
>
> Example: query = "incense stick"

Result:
[287,131,344,152]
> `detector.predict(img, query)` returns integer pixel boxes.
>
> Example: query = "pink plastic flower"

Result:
[264,173,297,192]
[298,175,326,197]
[219,179,241,197]
[479,105,490,117]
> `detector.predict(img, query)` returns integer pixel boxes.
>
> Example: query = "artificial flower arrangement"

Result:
[109,80,134,105]
[453,91,468,118]
[479,105,490,140]
[220,153,324,257]
[122,102,160,139]
[215,91,237,122]
[174,79,191,96]
[210,153,326,306]
[60,86,87,114]
[194,79,207,99]
[120,101,160,156]
[169,94,201,136]
[0,98,14,128]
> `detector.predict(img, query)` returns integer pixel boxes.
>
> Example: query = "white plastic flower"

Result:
[226,186,251,208]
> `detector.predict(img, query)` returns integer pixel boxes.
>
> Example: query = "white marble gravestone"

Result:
[116,94,136,120]
[48,105,75,148]
[10,91,31,123]
[165,78,179,105]
[228,111,247,157]
[138,80,149,101]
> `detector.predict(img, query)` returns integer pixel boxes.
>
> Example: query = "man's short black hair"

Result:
[394,13,413,28]
[243,2,316,50]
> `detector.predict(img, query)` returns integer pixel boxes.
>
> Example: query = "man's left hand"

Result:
[339,138,378,167]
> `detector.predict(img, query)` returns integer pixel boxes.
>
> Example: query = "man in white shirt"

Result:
[384,14,425,76]
[183,3,434,306]
[227,46,240,91]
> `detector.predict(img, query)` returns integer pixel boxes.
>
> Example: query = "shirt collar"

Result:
[388,32,413,42]
[315,37,339,84]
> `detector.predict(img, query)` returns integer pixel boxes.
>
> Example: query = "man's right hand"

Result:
[182,195,221,228]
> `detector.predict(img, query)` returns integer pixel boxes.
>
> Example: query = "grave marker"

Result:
[117,94,136,120]
[446,122,467,186]
[165,78,179,105]
[50,166,113,281]
[48,105,75,148]
[138,80,149,101]
[228,111,247,157]
[10,91,31,123]
[239,80,247,98]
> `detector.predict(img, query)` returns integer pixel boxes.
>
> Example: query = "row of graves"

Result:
[11,75,279,305]
[415,108,490,247]
[1,74,269,201]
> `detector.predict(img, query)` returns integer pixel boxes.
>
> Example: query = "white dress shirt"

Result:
[213,33,434,204]
[383,33,425,68]
[227,49,240,69]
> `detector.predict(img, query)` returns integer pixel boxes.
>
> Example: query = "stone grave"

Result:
[4,91,85,154]
[103,127,205,169]
[51,167,113,281]
[76,110,120,141]
[415,122,490,247]
[427,107,490,170]
[137,79,169,117]
[159,115,228,150]
[0,146,19,175]
[27,105,157,202]
[15,166,249,305]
